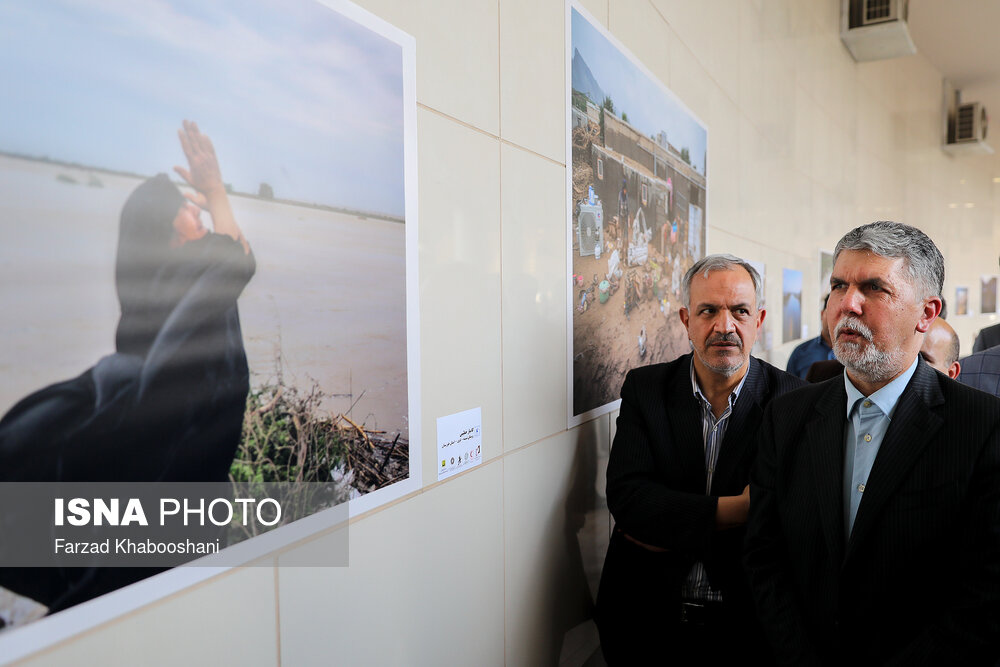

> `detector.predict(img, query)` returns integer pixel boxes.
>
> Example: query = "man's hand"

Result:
[623,532,669,553]
[715,484,750,529]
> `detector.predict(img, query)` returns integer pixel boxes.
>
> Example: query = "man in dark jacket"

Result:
[746,221,1000,665]
[595,254,804,664]
[973,258,1000,352]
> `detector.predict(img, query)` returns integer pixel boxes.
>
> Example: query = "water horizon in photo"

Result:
[0,154,408,438]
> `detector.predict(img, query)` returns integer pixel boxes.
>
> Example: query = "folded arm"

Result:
[607,371,748,559]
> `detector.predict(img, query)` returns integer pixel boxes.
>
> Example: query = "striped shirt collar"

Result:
[689,355,752,409]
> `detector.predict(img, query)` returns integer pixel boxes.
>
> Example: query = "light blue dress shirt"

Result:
[843,356,919,539]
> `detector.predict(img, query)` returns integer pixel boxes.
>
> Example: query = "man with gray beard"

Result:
[596,254,804,664]
[745,221,1000,665]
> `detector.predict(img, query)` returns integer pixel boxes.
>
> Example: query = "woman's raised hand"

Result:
[172,120,249,254]
[174,120,224,197]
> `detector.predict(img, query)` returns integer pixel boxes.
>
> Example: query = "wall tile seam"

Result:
[743,82,860,157]
[5,565,254,667]
[898,53,958,109]
[418,103,500,142]
[855,88,934,146]
[734,108,954,206]
[607,1,847,203]
[417,103,565,168]
[645,0,746,113]
[497,0,503,168]
[705,227,820,261]
[737,28,914,141]
[909,169,998,201]
[501,424,591,459]
[498,138,565,168]
[273,558,282,667]
[854,72,910,115]
[497,28,508,660]
[796,82,861,138]
[741,4,855,103]
[733,109,831,194]
[500,455,508,666]
[499,126,565,463]
[738,14,822,63]
[587,0,610,28]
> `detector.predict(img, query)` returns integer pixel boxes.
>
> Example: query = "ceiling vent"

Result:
[840,0,916,61]
[942,81,993,156]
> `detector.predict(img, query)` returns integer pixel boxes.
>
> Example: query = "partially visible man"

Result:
[786,293,837,378]
[920,317,961,379]
[974,256,1000,352]
[746,221,1000,665]
[974,322,1000,352]
[595,254,804,664]
[959,344,1000,396]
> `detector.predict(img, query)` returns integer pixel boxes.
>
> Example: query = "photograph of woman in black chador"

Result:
[0,121,254,614]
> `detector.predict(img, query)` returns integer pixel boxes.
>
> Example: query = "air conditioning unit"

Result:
[943,81,993,156]
[954,102,988,144]
[840,0,915,62]
[577,202,604,257]
[860,0,903,26]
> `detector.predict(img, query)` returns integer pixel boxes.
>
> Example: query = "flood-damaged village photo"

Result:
[569,6,708,419]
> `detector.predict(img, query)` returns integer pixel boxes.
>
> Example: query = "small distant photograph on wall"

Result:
[567,2,708,425]
[956,287,969,316]
[783,268,803,343]
[819,251,834,299]
[747,260,768,357]
[982,276,997,314]
[0,0,417,625]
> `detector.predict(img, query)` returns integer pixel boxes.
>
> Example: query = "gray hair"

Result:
[682,254,763,309]
[833,221,944,299]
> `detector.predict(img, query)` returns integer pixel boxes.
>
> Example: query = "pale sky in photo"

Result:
[572,7,707,175]
[0,0,405,216]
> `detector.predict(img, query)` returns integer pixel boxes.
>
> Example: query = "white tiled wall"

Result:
[417,108,503,472]
[12,1,1000,665]
[277,460,506,666]
[500,144,567,452]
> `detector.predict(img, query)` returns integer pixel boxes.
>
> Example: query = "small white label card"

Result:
[437,407,482,481]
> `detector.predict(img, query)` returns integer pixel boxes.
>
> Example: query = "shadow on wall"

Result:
[557,418,611,667]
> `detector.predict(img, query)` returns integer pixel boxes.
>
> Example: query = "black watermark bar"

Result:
[0,483,348,567]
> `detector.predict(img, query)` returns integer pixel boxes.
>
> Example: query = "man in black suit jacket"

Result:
[960,345,1000,396]
[746,221,1000,665]
[973,322,1000,353]
[973,257,1000,352]
[595,254,804,664]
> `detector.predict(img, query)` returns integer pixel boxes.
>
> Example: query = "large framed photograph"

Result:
[0,0,418,644]
[566,2,708,426]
